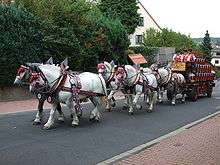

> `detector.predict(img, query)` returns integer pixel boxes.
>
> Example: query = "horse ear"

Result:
[45,57,53,65]
[60,58,69,70]
[110,60,115,67]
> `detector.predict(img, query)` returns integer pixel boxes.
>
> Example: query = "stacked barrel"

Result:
[172,53,214,83]
[189,58,214,82]
[195,58,214,81]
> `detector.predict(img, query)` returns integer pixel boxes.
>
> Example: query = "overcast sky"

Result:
[139,0,220,38]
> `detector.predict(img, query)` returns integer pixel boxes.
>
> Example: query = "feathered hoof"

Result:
[33,121,41,125]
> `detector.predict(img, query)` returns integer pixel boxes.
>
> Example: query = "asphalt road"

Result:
[0,81,220,165]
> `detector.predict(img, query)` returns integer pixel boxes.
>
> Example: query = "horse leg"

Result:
[158,88,163,103]
[33,99,44,125]
[43,103,58,129]
[132,85,142,110]
[122,94,129,110]
[171,94,176,105]
[133,92,142,110]
[128,94,134,115]
[106,90,115,111]
[111,96,116,107]
[89,97,101,122]
[148,91,157,112]
[70,101,79,127]
[181,93,186,103]
[57,103,65,122]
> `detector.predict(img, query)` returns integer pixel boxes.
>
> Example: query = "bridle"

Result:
[97,63,116,83]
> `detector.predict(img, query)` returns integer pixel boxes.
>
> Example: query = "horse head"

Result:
[14,62,41,85]
[97,61,116,83]
[115,66,126,85]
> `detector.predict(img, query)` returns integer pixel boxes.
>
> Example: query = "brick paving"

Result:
[115,114,220,165]
[0,99,51,114]
[0,91,125,115]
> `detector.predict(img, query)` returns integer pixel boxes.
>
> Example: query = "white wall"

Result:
[130,2,161,47]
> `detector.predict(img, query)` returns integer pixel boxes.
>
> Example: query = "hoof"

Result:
[106,107,111,112]
[147,109,153,113]
[43,125,52,130]
[129,112,134,115]
[58,117,65,123]
[158,100,163,104]
[71,123,79,127]
[122,105,128,110]
[172,103,176,106]
[33,121,41,125]
[77,114,82,119]
[89,117,95,122]
[111,102,116,107]
[136,105,142,110]
[70,114,73,118]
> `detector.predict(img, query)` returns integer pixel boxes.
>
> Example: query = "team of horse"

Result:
[14,58,186,129]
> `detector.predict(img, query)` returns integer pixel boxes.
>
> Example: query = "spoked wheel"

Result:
[167,89,173,101]
[188,87,198,102]
[207,86,213,98]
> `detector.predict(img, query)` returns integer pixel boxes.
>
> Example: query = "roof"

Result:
[128,54,147,64]
[137,0,162,30]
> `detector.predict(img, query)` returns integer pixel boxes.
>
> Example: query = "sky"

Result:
[139,0,220,38]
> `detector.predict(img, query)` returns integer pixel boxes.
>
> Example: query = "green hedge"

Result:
[0,5,45,87]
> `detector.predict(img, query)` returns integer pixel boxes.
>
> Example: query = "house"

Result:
[211,47,220,68]
[129,1,161,47]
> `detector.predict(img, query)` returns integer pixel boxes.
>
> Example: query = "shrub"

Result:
[0,4,44,87]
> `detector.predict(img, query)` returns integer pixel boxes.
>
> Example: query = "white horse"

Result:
[114,65,158,114]
[14,59,65,125]
[150,64,173,103]
[97,61,118,111]
[150,63,186,105]
[166,73,186,105]
[20,62,107,129]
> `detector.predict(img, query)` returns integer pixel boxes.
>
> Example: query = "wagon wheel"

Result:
[207,85,213,98]
[166,89,173,101]
[189,87,198,102]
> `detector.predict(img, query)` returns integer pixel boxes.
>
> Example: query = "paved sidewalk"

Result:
[115,114,220,165]
[0,99,51,114]
[0,92,125,115]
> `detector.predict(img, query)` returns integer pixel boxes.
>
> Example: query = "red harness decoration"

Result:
[28,73,41,83]
[17,65,29,76]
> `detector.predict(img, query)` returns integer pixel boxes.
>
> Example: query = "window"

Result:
[135,35,143,45]
[138,17,144,26]
[215,60,219,64]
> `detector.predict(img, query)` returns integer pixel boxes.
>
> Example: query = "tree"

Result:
[200,30,212,61]
[98,0,140,34]
[143,28,195,52]
[16,0,129,71]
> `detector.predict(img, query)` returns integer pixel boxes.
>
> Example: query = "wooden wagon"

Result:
[171,53,215,101]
